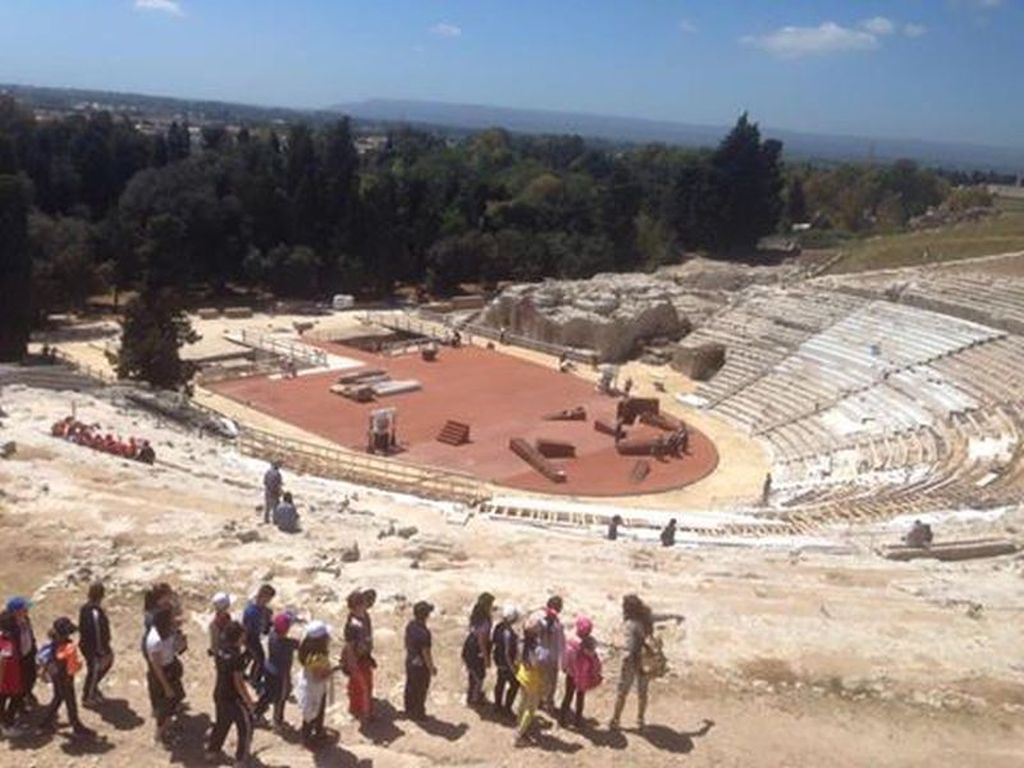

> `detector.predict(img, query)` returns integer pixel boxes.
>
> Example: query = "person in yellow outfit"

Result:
[513,613,547,746]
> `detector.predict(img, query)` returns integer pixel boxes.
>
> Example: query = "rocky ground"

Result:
[1,384,1023,767]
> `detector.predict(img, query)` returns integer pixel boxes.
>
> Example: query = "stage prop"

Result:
[368,407,398,454]
[535,438,576,458]
[437,420,471,446]
[509,437,567,483]
[542,406,587,421]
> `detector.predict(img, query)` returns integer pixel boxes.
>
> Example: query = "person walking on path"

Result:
[609,594,655,731]
[37,617,96,739]
[208,592,233,656]
[341,590,375,723]
[6,597,37,713]
[78,582,113,706]
[0,610,27,735]
[295,620,333,750]
[513,613,546,746]
[558,615,603,729]
[462,592,494,707]
[205,621,255,767]
[403,601,436,721]
[262,461,283,524]
[491,604,520,716]
[254,612,298,730]
[242,585,275,687]
[141,583,173,654]
[145,606,186,744]
[538,596,565,711]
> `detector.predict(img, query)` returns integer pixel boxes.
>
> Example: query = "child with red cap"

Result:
[254,612,298,730]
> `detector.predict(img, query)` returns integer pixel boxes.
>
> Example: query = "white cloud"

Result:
[861,16,895,36]
[429,22,462,38]
[904,23,927,38]
[679,19,697,34]
[134,0,183,16]
[742,22,879,58]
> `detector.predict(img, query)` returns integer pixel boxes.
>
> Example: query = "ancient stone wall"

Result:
[481,274,692,362]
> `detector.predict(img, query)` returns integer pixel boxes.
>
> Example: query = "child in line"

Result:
[296,621,333,751]
[513,613,547,746]
[208,593,233,656]
[37,617,96,739]
[0,610,26,736]
[558,615,603,729]
[205,621,255,767]
[254,612,298,730]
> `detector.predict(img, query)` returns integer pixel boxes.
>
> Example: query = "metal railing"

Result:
[51,348,117,384]
[237,426,491,505]
[366,310,600,365]
[234,330,328,368]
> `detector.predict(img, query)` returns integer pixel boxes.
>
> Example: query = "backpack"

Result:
[36,642,58,682]
[639,633,668,678]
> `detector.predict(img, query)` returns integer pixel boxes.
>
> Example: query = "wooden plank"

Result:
[535,438,576,458]
[630,460,651,483]
[509,437,567,483]
[542,406,587,421]
[594,419,626,439]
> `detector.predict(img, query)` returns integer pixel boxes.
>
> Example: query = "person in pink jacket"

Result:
[558,615,602,729]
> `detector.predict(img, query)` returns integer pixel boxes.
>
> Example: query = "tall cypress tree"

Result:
[116,213,197,389]
[0,175,31,361]
[710,113,784,252]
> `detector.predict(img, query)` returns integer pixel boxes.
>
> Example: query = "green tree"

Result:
[0,175,31,360]
[708,113,784,251]
[28,212,107,318]
[117,288,198,389]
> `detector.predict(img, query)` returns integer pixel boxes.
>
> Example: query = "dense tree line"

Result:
[0,92,978,379]
[790,159,955,232]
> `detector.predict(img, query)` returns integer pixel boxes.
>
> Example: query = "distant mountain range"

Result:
[331,98,1024,173]
[5,83,1021,172]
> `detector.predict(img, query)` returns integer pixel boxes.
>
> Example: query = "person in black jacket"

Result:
[38,617,96,739]
[78,583,113,706]
[205,621,255,765]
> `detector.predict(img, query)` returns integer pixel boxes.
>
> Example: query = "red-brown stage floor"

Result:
[211,344,719,497]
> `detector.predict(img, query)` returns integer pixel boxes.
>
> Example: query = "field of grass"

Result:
[826,197,1024,275]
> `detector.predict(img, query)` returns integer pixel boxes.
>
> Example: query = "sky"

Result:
[0,0,1022,147]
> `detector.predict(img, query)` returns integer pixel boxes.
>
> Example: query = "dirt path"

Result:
[1,386,1021,766]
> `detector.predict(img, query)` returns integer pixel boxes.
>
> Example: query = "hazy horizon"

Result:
[1,1,1022,149]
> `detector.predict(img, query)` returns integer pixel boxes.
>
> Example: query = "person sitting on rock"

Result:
[905,520,934,548]
[273,492,300,534]
[137,440,156,465]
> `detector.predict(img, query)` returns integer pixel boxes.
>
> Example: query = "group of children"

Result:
[1,579,662,764]
[51,416,156,464]
[0,585,113,741]
[456,592,607,745]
